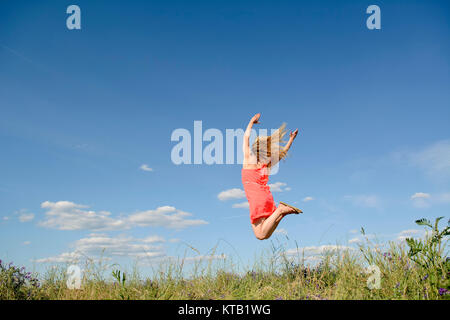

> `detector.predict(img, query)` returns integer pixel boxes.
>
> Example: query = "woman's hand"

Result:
[289,129,299,140]
[251,113,261,124]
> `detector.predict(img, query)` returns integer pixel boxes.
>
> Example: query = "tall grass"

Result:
[1,217,448,300]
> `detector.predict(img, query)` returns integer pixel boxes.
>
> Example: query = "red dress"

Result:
[241,163,277,223]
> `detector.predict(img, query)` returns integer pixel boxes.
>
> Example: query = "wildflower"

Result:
[422,274,428,281]
[395,283,400,289]
[276,296,283,300]
[438,288,449,296]
[423,287,428,299]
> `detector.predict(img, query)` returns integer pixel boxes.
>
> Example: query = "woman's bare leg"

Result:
[252,204,296,240]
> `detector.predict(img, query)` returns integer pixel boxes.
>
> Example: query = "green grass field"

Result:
[1,217,448,300]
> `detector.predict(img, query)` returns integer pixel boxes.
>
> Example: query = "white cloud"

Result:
[23,241,31,245]
[409,140,450,178]
[18,212,34,222]
[268,182,289,192]
[348,238,362,244]
[302,196,314,202]
[39,201,124,230]
[217,188,246,201]
[34,251,86,264]
[2,216,9,221]
[347,233,377,244]
[410,192,450,208]
[74,235,164,257]
[344,195,380,208]
[411,192,431,208]
[285,245,354,264]
[34,234,225,266]
[38,201,208,231]
[142,235,165,243]
[139,164,153,172]
[410,192,430,199]
[347,228,426,244]
[34,234,167,263]
[398,229,421,236]
[396,229,423,242]
[219,182,289,203]
[232,201,249,209]
[127,206,208,229]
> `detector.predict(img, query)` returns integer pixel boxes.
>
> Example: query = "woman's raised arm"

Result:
[243,113,260,159]
[283,129,299,154]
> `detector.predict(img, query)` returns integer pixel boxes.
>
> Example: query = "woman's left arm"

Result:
[283,129,299,153]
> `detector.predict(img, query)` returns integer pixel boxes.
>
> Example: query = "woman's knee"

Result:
[254,231,268,240]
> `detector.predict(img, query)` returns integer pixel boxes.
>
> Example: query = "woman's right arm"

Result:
[243,113,260,160]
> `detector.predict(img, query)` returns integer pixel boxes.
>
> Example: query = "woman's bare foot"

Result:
[277,203,298,216]
[279,201,303,214]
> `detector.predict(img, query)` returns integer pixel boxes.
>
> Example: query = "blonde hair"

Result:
[251,123,288,167]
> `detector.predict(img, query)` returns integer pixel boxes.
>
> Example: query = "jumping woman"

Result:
[242,113,302,240]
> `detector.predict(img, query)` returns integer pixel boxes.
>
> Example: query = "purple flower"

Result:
[276,296,283,300]
[438,288,449,296]
[422,274,428,281]
[383,252,392,261]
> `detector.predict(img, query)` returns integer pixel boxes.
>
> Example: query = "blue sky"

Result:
[1,0,449,275]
